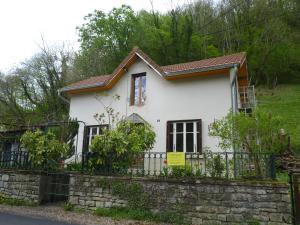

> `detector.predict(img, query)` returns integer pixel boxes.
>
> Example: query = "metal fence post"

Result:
[225,152,229,179]
[269,154,276,180]
[289,172,296,225]
[233,152,237,178]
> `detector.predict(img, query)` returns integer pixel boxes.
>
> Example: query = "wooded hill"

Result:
[0,0,299,148]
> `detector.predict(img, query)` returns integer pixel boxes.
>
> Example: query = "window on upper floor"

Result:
[166,120,202,153]
[130,73,146,106]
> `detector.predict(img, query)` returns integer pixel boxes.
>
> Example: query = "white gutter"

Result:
[230,64,238,85]
[230,65,239,113]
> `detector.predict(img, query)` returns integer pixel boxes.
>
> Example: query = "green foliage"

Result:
[205,152,225,178]
[0,195,36,206]
[110,181,149,210]
[95,206,184,224]
[90,120,155,172]
[161,165,203,178]
[76,5,138,76]
[66,162,82,171]
[20,129,69,170]
[63,202,74,211]
[209,109,285,154]
[47,118,79,157]
[276,172,289,183]
[257,85,300,151]
[75,2,300,86]
[1,1,300,142]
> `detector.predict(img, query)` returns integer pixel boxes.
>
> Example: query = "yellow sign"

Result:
[167,152,185,166]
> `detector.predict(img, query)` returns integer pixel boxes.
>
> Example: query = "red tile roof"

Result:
[161,52,246,74]
[61,47,246,93]
[66,74,111,89]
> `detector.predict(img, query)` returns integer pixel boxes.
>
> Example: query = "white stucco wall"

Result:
[69,59,232,154]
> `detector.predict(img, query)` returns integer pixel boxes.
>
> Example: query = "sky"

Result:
[0,0,189,73]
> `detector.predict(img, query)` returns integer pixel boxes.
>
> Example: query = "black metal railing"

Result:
[0,150,277,180]
[0,150,31,169]
[82,151,277,180]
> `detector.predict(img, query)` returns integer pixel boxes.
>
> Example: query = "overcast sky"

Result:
[0,0,190,73]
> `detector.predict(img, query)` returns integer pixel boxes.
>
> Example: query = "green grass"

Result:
[63,202,74,211]
[276,172,289,183]
[0,195,37,206]
[95,206,185,224]
[256,84,300,152]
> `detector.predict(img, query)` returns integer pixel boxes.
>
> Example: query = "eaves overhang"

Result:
[59,81,107,93]
[164,63,240,77]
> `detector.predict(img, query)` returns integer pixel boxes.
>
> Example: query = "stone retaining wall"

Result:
[0,171,41,203]
[0,170,292,225]
[69,174,292,225]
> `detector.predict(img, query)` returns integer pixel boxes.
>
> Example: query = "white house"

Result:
[59,47,253,156]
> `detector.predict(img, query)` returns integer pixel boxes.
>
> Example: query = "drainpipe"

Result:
[230,65,238,113]
[57,89,70,104]
[230,65,239,163]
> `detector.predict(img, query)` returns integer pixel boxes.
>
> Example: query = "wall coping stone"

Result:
[69,174,289,188]
[0,170,288,188]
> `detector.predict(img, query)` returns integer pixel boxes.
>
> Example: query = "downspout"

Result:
[230,65,239,172]
[230,65,238,113]
[57,89,70,104]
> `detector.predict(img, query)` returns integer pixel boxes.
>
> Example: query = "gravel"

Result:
[0,205,165,225]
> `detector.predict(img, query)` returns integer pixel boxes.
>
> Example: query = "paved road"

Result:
[0,212,77,225]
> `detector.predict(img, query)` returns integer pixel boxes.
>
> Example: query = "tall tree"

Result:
[75,5,138,77]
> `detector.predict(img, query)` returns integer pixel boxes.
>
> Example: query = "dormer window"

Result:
[130,73,146,106]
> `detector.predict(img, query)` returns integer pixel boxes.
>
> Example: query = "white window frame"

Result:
[85,125,108,150]
[169,121,199,153]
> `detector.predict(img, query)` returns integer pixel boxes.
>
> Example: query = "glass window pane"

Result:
[169,123,173,133]
[141,75,146,104]
[99,126,106,134]
[176,133,183,152]
[186,133,194,152]
[92,127,98,135]
[176,123,183,132]
[186,123,193,132]
[91,135,95,142]
[168,134,173,152]
[134,76,140,105]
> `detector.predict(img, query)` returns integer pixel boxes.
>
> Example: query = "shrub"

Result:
[205,152,225,178]
[90,120,155,172]
[209,109,285,154]
[0,195,36,206]
[20,129,69,170]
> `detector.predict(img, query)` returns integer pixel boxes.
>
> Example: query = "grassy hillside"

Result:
[256,84,300,152]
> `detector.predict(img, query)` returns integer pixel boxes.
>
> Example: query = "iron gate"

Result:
[40,172,70,204]
[290,171,300,225]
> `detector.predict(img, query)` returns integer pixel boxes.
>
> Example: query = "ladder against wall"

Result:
[238,85,256,114]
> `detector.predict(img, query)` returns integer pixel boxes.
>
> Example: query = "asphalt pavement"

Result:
[0,212,78,225]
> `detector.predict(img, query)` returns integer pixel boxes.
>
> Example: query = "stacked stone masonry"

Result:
[69,175,292,225]
[0,171,292,225]
[0,171,40,203]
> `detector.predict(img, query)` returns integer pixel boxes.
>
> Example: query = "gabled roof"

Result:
[65,75,112,91]
[60,47,247,94]
[161,52,246,75]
